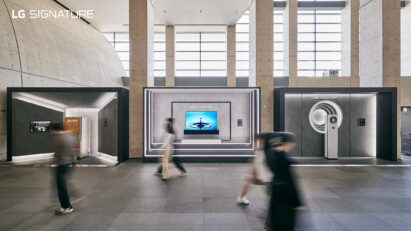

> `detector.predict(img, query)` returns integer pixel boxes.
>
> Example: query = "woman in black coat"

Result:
[260,132,301,231]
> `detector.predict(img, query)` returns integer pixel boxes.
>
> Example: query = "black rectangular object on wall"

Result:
[376,91,397,161]
[98,99,118,157]
[358,118,366,126]
[12,99,63,156]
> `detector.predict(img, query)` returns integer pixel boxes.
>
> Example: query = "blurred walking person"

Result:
[154,118,187,180]
[51,124,77,215]
[237,135,271,205]
[263,132,301,231]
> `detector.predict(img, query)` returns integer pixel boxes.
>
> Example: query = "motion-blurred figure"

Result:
[155,118,187,180]
[262,132,301,231]
[51,124,76,215]
[237,135,271,205]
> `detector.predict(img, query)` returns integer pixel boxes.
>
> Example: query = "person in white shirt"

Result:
[237,135,271,205]
[154,118,187,180]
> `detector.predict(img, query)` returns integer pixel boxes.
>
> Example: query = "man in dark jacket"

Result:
[260,132,301,231]
[51,124,77,215]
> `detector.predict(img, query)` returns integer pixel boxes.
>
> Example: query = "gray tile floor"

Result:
[1,160,411,230]
[293,155,411,165]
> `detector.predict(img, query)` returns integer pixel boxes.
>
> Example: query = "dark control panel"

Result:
[358,118,366,126]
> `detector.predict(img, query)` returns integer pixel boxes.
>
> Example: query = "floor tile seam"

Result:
[363,212,404,231]
[325,187,404,198]
[340,197,401,213]
[310,212,350,230]
[294,165,411,167]
[5,209,63,230]
[305,197,368,213]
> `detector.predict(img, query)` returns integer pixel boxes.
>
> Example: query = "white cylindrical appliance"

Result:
[309,100,342,159]
[325,115,338,159]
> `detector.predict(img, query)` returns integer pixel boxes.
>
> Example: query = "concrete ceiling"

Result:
[57,0,251,32]
[153,0,252,25]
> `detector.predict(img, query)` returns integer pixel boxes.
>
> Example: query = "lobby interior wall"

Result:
[289,77,359,88]
[0,0,125,159]
[401,78,411,106]
[98,99,118,156]
[401,2,411,76]
[12,99,63,156]
[350,94,377,157]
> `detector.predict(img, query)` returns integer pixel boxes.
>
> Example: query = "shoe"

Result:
[55,207,74,215]
[251,178,265,186]
[154,172,162,176]
[237,197,250,205]
[179,172,188,176]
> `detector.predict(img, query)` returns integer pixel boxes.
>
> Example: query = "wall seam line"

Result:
[20,71,89,87]
[2,0,24,87]
[0,66,88,87]
[0,66,21,73]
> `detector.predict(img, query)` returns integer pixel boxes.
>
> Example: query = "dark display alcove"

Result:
[274,87,397,161]
[7,87,129,164]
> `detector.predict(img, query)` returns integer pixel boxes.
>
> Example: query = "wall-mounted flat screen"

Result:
[185,111,218,134]
[29,121,51,133]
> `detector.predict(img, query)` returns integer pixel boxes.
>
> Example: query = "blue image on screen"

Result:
[185,111,218,131]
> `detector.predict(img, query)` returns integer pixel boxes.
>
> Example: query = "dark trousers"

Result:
[56,164,71,209]
[265,183,296,231]
[157,156,186,173]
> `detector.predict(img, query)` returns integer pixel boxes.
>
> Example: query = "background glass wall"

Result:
[175,26,227,77]
[103,32,130,76]
[297,9,342,77]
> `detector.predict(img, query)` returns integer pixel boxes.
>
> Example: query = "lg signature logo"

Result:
[11,9,94,19]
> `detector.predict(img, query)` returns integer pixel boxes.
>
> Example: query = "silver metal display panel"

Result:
[143,88,260,160]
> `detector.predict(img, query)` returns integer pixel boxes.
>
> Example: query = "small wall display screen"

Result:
[29,121,51,133]
[185,111,218,131]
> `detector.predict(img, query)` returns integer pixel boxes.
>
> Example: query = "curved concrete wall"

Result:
[0,0,125,158]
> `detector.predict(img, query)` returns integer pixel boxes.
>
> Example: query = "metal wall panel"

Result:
[401,112,411,155]
[284,94,302,157]
[350,94,377,157]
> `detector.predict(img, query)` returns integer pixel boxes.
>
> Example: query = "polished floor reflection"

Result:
[1,161,411,230]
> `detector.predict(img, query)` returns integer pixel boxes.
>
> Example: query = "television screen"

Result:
[185,111,218,131]
[29,121,51,133]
